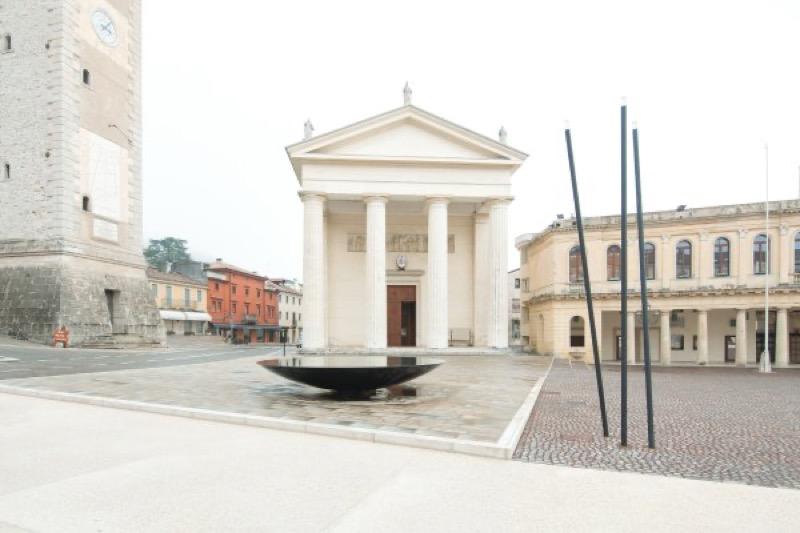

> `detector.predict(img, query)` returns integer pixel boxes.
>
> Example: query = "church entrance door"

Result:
[387,285,416,347]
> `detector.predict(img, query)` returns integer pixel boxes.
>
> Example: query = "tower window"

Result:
[82,195,91,212]
[82,69,91,86]
[2,35,11,52]
[3,163,9,181]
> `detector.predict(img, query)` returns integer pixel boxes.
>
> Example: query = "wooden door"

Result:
[387,285,416,347]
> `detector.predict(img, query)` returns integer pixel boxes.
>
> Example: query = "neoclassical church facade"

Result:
[286,89,527,351]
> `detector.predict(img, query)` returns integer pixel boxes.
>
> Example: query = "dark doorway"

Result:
[104,289,122,334]
[614,335,622,361]
[387,285,416,347]
[724,335,736,363]
[790,334,800,364]
[756,333,776,363]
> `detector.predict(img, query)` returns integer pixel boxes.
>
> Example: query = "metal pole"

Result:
[620,103,628,447]
[633,126,655,448]
[565,126,610,438]
[761,144,773,373]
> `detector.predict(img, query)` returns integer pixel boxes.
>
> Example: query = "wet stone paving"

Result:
[0,354,550,444]
[514,359,800,489]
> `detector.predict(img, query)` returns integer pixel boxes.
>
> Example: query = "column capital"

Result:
[299,191,326,203]
[474,211,489,223]
[483,197,513,208]
[425,197,450,207]
[363,195,389,205]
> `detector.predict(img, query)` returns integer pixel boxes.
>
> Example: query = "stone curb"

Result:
[0,361,551,460]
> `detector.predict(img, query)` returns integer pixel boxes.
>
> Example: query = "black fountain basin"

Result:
[257,356,443,393]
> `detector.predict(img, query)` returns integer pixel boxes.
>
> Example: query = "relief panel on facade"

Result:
[348,233,455,253]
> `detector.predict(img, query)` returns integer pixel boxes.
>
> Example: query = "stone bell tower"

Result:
[0,0,164,346]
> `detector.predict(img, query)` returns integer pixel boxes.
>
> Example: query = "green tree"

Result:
[144,237,191,271]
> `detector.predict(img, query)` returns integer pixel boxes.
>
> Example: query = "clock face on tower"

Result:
[91,9,118,46]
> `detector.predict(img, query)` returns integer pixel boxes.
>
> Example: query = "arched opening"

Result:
[714,237,730,277]
[569,245,583,283]
[82,68,91,86]
[753,233,769,275]
[676,240,692,278]
[570,316,585,347]
[607,244,621,281]
[643,242,656,279]
[794,233,800,274]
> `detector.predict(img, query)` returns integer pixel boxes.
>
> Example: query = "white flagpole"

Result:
[761,143,773,373]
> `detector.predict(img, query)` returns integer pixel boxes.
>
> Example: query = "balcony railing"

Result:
[158,298,203,311]
[242,313,258,324]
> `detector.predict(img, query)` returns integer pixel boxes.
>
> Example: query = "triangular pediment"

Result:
[286,106,527,169]
[312,118,499,160]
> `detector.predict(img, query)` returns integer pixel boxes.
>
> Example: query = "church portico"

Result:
[287,90,527,352]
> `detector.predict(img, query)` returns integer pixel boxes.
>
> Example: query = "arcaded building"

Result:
[286,88,527,351]
[516,200,800,367]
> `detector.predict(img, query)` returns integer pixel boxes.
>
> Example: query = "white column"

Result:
[301,193,326,350]
[488,199,510,348]
[473,212,489,347]
[736,308,748,366]
[696,309,709,365]
[626,311,636,364]
[364,196,387,349]
[776,307,789,368]
[660,309,671,366]
[427,198,449,348]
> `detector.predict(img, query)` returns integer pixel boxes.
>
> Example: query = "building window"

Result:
[257,289,261,298]
[214,282,219,291]
[82,195,91,212]
[795,233,800,274]
[753,234,769,275]
[512,298,520,313]
[232,285,237,295]
[244,303,250,314]
[82,69,91,86]
[184,288,190,306]
[644,242,655,280]
[197,290,202,302]
[256,304,261,317]
[570,316,585,347]
[569,246,583,283]
[692,335,698,350]
[165,286,173,305]
[232,302,237,313]
[607,244,621,281]
[675,240,692,278]
[514,278,520,289]
[3,34,11,52]
[151,284,157,298]
[245,287,249,297]
[671,334,685,350]
[3,163,9,181]
[714,237,730,277]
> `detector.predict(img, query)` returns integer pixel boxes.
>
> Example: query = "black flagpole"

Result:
[565,127,609,438]
[633,126,655,449]
[620,103,628,448]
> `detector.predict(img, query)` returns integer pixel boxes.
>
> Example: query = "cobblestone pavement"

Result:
[2,354,550,444]
[514,359,800,489]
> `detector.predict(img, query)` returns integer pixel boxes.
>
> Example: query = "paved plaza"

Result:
[0,335,280,380]
[0,351,550,450]
[2,393,799,533]
[514,360,800,489]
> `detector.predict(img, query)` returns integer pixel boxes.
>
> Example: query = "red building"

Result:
[206,259,280,343]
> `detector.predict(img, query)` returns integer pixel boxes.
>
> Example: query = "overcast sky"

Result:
[142,0,800,280]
